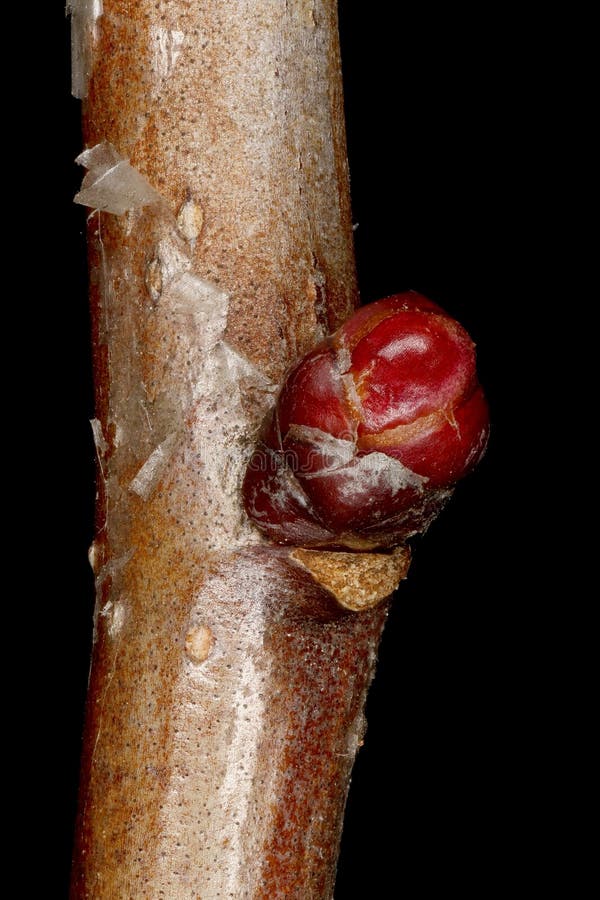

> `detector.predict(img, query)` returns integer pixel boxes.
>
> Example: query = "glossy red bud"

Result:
[243,292,489,549]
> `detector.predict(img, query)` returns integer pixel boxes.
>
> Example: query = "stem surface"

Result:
[71,2,390,896]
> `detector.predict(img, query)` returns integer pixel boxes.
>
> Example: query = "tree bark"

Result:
[71,1,399,896]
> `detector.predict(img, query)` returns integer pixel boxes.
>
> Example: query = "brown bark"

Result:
[71,2,399,896]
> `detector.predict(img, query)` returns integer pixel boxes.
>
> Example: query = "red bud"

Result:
[243,292,489,549]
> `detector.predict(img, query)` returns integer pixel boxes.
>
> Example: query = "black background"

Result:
[32,2,566,896]
[337,8,527,895]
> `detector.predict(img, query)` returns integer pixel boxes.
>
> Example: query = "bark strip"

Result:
[71,2,391,896]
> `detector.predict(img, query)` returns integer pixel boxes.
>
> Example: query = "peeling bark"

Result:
[71,2,397,896]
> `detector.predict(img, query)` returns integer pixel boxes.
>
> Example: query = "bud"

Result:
[243,292,489,549]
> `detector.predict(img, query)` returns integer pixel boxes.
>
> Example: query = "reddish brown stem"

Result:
[71,1,394,896]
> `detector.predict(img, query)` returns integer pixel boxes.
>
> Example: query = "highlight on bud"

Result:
[242,292,489,550]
